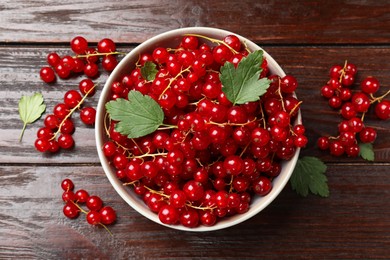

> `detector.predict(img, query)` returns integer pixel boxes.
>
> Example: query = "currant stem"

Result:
[158,66,191,100]
[70,200,88,214]
[50,85,97,141]
[370,89,390,103]
[339,60,348,83]
[132,151,168,160]
[74,51,126,59]
[183,33,239,55]
[208,117,257,127]
[99,222,114,237]
[289,100,303,116]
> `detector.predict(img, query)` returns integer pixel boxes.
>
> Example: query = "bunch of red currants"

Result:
[319,61,389,157]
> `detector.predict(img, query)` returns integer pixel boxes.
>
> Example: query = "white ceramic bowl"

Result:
[96,27,301,231]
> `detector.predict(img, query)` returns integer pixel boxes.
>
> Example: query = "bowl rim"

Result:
[95,26,301,232]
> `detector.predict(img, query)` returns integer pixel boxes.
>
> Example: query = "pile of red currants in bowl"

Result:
[100,32,306,228]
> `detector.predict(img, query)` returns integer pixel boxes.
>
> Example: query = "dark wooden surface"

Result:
[1,1,389,259]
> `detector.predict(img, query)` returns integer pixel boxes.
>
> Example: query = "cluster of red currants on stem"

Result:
[61,178,117,231]
[318,61,390,156]
[102,34,306,227]
[34,36,123,153]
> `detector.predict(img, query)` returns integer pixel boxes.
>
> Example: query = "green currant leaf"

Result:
[105,90,164,138]
[358,143,375,161]
[18,92,46,142]
[141,61,158,81]
[220,50,270,105]
[290,156,329,197]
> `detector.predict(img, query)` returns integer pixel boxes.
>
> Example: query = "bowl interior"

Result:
[96,27,300,231]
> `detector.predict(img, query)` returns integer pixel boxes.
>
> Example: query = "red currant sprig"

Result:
[318,62,390,157]
[40,36,126,83]
[61,178,117,235]
[34,84,96,153]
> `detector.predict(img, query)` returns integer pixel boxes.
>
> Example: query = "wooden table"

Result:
[1,1,389,259]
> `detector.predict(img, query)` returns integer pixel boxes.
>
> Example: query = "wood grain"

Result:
[0,0,389,44]
[0,165,389,259]
[1,0,390,258]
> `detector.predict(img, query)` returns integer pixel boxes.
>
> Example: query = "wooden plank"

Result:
[0,45,389,164]
[0,164,389,259]
[0,1,389,44]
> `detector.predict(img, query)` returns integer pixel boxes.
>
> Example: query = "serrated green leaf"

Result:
[359,143,375,161]
[220,50,270,105]
[18,92,46,141]
[290,156,329,197]
[140,61,158,81]
[105,90,164,138]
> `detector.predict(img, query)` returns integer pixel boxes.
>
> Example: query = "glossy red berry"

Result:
[80,107,96,125]
[86,195,103,211]
[158,204,179,225]
[61,178,74,191]
[99,206,117,225]
[98,38,116,53]
[71,36,88,54]
[374,100,390,120]
[86,211,101,225]
[252,176,272,196]
[63,202,80,219]
[40,67,56,83]
[361,76,380,94]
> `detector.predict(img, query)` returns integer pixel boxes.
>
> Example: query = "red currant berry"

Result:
[34,138,50,152]
[80,107,96,125]
[328,96,342,109]
[158,204,179,225]
[99,206,117,225]
[223,155,244,176]
[280,75,298,93]
[320,85,334,98]
[345,144,360,157]
[86,210,101,225]
[55,63,71,79]
[341,73,355,87]
[58,134,74,149]
[359,127,377,143]
[40,67,56,83]
[61,178,74,191]
[340,102,357,119]
[317,136,329,150]
[64,90,82,108]
[86,195,103,211]
[97,38,116,53]
[223,34,241,52]
[252,176,272,196]
[183,180,204,202]
[84,63,99,78]
[79,78,96,96]
[351,92,370,113]
[180,208,199,228]
[47,52,61,67]
[374,100,390,120]
[75,189,89,203]
[212,45,233,65]
[361,76,380,94]
[61,191,75,203]
[102,55,118,72]
[63,202,80,219]
[329,65,342,78]
[71,36,88,54]
[329,141,345,156]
